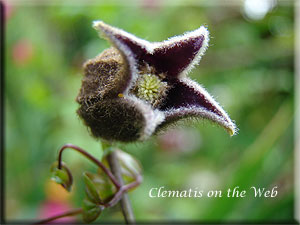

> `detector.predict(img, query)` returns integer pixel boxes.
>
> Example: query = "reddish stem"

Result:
[104,174,142,208]
[34,177,141,224]
[57,144,120,189]
[35,144,142,224]
[34,208,83,224]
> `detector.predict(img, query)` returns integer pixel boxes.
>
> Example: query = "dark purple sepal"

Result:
[94,21,209,78]
[159,79,224,117]
[159,78,236,135]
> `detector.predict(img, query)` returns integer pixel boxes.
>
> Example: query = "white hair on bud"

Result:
[93,21,148,94]
[93,21,210,85]
[126,95,165,140]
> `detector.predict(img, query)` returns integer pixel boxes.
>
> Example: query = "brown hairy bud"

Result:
[77,98,146,142]
[76,48,129,104]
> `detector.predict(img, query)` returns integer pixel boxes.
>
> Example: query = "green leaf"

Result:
[50,161,72,192]
[94,172,116,201]
[83,172,102,204]
[84,171,116,203]
[51,169,68,184]
[82,198,97,211]
[116,150,142,183]
[82,198,102,223]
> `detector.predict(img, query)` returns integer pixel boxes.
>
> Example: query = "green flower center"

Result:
[135,74,167,106]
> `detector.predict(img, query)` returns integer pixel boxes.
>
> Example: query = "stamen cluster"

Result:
[134,74,167,107]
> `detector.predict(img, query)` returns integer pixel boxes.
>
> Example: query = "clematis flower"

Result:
[76,21,237,142]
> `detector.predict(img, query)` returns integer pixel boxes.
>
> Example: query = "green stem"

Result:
[107,150,136,224]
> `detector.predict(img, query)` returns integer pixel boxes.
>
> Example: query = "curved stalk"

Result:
[36,144,142,224]
[57,144,120,188]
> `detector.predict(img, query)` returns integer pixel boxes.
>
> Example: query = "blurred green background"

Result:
[4,0,295,223]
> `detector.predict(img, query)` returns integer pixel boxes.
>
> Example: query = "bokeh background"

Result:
[4,0,295,223]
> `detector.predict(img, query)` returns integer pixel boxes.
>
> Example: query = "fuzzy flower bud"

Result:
[76,21,237,142]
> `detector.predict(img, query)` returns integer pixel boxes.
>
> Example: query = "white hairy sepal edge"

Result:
[126,95,165,140]
[93,21,209,82]
[169,78,237,136]
[93,21,140,95]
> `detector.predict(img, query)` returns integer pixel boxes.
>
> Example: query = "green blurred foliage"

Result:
[5,1,294,223]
